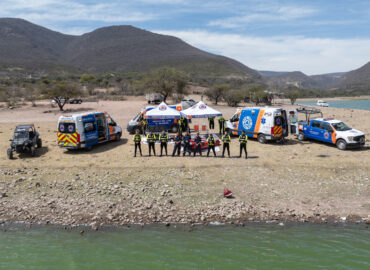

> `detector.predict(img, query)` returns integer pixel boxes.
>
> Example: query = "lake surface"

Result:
[1,224,369,269]
[298,99,370,111]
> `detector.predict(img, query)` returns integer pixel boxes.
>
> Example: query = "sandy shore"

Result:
[0,97,369,228]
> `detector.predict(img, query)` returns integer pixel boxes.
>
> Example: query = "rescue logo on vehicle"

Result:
[324,132,329,139]
[159,105,167,111]
[242,116,253,130]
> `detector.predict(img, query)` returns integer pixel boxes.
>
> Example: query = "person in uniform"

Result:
[208,117,215,129]
[141,117,148,135]
[206,133,216,157]
[218,116,226,134]
[221,131,231,157]
[133,129,142,157]
[146,131,156,156]
[239,130,248,159]
[172,132,182,156]
[182,131,192,156]
[159,130,168,156]
[178,117,183,134]
[193,132,202,156]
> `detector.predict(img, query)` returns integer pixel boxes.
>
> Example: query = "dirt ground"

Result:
[0,96,369,227]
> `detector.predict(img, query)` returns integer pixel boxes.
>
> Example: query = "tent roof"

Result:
[145,102,181,119]
[181,101,222,119]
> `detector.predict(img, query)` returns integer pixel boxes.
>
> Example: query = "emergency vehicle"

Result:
[225,107,288,143]
[127,105,183,134]
[295,116,365,150]
[57,111,122,150]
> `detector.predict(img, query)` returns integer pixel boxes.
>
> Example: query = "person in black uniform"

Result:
[172,132,182,156]
[146,131,156,156]
[208,117,215,129]
[182,131,192,156]
[159,130,168,156]
[133,129,142,157]
[193,132,202,156]
[206,133,216,157]
[221,131,231,157]
[218,116,226,134]
[239,131,248,159]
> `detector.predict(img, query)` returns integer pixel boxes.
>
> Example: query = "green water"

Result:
[298,99,370,111]
[0,224,369,270]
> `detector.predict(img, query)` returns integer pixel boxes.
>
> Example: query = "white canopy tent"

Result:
[145,102,181,119]
[181,101,222,119]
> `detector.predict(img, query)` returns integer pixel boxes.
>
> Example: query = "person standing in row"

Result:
[172,132,182,156]
[222,131,231,158]
[182,131,192,156]
[239,131,248,159]
[141,118,148,135]
[133,129,142,157]
[206,133,216,157]
[208,117,215,130]
[159,130,168,157]
[218,116,226,134]
[193,132,202,156]
[147,131,156,156]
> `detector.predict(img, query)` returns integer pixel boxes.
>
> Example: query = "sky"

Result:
[1,0,370,75]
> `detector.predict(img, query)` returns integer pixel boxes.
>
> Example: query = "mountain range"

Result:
[0,18,260,80]
[0,18,369,93]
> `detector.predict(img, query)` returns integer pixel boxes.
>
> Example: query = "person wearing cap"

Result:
[146,131,156,156]
[206,133,216,157]
[221,131,231,157]
[239,130,248,158]
[172,132,182,156]
[133,129,142,157]
[193,132,202,156]
[159,130,168,156]
[182,130,192,156]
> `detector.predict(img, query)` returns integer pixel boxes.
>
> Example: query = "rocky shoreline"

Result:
[1,166,369,230]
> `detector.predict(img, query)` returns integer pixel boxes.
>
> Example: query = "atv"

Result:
[7,124,42,159]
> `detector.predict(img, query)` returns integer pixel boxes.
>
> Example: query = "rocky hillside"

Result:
[0,18,260,79]
[339,62,370,91]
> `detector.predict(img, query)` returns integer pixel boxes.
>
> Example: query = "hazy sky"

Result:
[2,0,370,75]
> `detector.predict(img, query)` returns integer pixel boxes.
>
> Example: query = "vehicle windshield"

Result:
[133,113,141,121]
[14,131,28,140]
[332,122,351,131]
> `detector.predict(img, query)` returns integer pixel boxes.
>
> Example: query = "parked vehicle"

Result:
[295,116,365,150]
[7,124,42,159]
[225,107,288,143]
[146,93,163,104]
[57,111,122,150]
[317,100,329,107]
[127,106,184,134]
[69,99,83,104]
[181,98,197,109]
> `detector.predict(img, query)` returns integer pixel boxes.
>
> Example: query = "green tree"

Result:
[23,84,38,107]
[286,87,300,105]
[205,84,230,105]
[42,81,82,111]
[137,67,189,102]
[222,89,244,107]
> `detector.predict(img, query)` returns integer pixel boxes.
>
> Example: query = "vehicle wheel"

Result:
[31,146,36,156]
[78,100,82,104]
[170,125,178,133]
[298,132,306,141]
[257,134,267,144]
[7,148,13,159]
[336,139,347,150]
[86,146,93,151]
[115,133,121,141]
[37,139,42,148]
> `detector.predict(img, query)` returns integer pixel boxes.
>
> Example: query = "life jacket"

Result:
[207,137,215,146]
[239,135,247,143]
[160,134,168,142]
[133,134,141,142]
[222,135,231,143]
[219,117,225,123]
